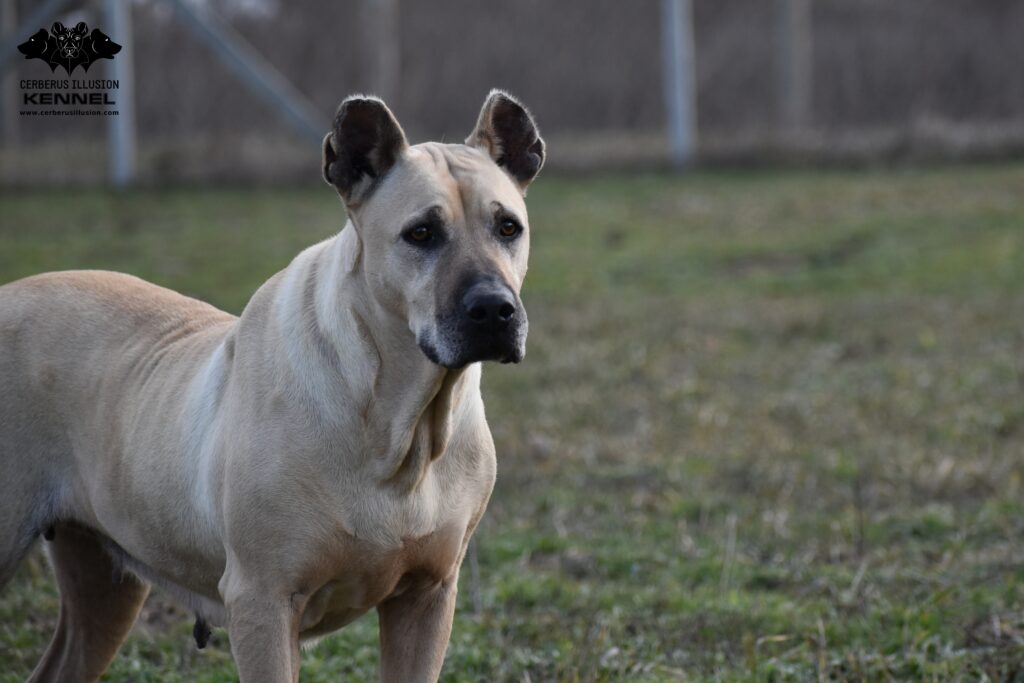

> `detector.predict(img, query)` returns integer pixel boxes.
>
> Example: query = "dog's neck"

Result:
[272,222,471,490]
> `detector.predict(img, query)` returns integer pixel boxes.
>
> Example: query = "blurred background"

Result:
[1,1,1023,682]
[3,0,1024,183]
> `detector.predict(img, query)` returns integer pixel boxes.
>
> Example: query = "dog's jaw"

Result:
[416,312,527,369]
[416,335,446,367]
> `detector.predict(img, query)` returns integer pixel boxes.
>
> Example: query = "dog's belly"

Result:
[101,533,230,626]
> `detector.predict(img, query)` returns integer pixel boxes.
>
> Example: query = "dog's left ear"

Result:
[322,96,408,206]
[466,90,545,192]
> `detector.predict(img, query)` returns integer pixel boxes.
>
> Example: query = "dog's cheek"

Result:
[421,315,462,368]
[416,325,460,368]
[409,309,442,355]
[401,268,442,334]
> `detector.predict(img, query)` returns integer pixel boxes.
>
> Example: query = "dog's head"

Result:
[322,90,544,369]
[52,21,88,58]
[18,29,52,59]
[88,28,121,59]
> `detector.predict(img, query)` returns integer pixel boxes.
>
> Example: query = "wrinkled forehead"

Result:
[362,142,527,226]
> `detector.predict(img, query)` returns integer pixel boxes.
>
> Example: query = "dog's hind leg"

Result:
[0,478,50,591]
[0,459,70,593]
[0,521,39,592]
[28,524,149,683]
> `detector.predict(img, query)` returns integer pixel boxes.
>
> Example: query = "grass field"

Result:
[1,164,1023,681]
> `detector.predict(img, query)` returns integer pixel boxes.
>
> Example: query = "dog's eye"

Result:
[497,218,522,239]
[404,224,434,245]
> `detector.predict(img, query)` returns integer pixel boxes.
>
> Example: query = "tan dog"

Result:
[0,90,544,682]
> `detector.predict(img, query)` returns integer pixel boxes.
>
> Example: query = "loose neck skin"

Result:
[270,220,471,491]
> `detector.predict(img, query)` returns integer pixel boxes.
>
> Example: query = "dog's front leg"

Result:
[223,580,303,683]
[377,572,459,683]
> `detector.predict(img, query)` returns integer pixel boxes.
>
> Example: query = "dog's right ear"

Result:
[322,96,408,207]
[52,22,65,35]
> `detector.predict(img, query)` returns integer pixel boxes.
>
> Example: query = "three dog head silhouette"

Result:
[17,22,122,75]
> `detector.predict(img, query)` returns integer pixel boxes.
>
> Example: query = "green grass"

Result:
[2,164,1024,681]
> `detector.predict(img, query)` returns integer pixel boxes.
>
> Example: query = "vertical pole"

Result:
[106,0,136,186]
[1,0,18,147]
[661,0,698,170]
[777,0,813,133]
[368,0,399,104]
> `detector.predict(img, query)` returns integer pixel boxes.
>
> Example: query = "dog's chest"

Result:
[298,521,465,638]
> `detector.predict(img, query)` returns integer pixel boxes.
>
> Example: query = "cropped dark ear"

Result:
[52,22,65,34]
[322,96,408,206]
[466,90,545,191]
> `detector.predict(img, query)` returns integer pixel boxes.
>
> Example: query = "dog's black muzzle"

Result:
[420,279,528,368]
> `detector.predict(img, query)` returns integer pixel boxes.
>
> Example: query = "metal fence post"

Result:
[106,0,136,187]
[368,0,399,104]
[777,0,813,133]
[661,0,698,170]
[1,0,18,147]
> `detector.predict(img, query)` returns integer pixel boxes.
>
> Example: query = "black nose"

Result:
[463,283,516,326]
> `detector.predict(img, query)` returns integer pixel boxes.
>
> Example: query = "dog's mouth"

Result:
[417,331,525,369]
